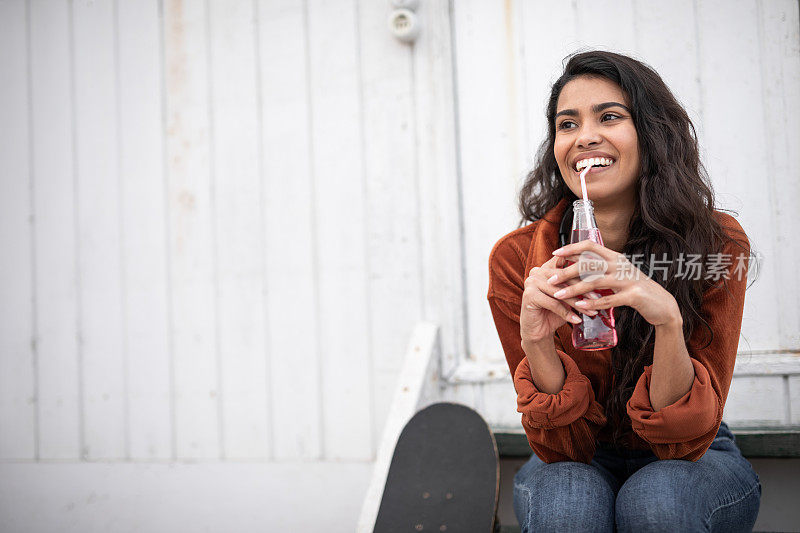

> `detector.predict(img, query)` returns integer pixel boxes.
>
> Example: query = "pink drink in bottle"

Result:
[568,199,618,350]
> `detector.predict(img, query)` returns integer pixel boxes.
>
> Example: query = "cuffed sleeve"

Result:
[626,219,750,461]
[514,348,607,463]
[627,358,720,460]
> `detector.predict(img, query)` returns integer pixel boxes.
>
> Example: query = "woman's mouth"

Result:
[574,157,615,172]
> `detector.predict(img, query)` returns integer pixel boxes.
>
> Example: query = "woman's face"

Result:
[553,75,640,205]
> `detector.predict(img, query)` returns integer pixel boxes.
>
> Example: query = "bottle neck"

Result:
[572,199,598,231]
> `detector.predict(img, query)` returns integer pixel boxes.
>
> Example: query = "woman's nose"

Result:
[576,124,602,148]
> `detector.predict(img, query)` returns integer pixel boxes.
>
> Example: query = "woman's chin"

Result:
[574,186,624,205]
[567,175,635,202]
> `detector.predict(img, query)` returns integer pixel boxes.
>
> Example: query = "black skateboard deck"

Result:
[374,402,500,533]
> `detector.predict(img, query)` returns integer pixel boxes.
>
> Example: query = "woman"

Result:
[487,51,761,532]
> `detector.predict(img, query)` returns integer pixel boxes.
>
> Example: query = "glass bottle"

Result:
[569,199,618,350]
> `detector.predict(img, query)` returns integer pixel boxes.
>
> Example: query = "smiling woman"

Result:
[486,51,762,532]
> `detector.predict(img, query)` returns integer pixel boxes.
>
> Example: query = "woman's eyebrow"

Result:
[555,102,631,119]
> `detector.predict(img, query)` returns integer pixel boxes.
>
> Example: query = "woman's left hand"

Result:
[548,240,682,328]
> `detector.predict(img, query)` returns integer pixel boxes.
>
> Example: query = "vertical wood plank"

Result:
[632,0,703,134]
[0,0,36,459]
[757,0,800,351]
[72,0,126,460]
[455,0,528,364]
[30,0,81,460]
[412,0,466,380]
[696,0,780,353]
[118,0,172,460]
[307,0,372,460]
[208,0,269,459]
[356,0,422,458]
[163,0,220,459]
[256,0,320,460]
[575,0,637,54]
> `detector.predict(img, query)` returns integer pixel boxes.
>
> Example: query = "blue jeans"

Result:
[513,422,761,532]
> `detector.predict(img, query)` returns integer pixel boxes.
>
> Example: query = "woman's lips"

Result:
[574,162,614,175]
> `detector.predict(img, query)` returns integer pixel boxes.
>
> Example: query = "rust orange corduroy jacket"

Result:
[486,197,750,464]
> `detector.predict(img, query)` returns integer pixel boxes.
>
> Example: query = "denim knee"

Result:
[615,456,760,533]
[513,457,615,533]
[616,474,699,532]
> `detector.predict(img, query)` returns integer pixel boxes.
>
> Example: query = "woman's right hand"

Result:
[521,255,598,344]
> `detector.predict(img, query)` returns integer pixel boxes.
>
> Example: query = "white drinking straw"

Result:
[579,164,593,229]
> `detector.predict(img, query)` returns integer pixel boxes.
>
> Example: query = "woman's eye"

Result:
[601,112,621,122]
[557,120,577,130]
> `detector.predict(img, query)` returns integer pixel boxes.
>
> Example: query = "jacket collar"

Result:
[526,197,570,273]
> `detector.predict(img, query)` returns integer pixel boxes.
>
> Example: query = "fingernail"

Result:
[569,314,581,324]
[575,300,587,307]
[553,289,566,298]
[552,247,564,255]
[586,291,601,300]
[547,274,558,284]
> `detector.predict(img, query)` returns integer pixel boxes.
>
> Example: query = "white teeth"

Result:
[575,157,614,171]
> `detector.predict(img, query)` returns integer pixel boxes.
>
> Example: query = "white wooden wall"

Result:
[1,0,798,470]
[0,0,433,464]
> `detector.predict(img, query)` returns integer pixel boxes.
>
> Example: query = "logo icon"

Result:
[578,251,607,282]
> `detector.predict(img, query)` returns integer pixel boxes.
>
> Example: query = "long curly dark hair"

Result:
[517,50,753,449]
